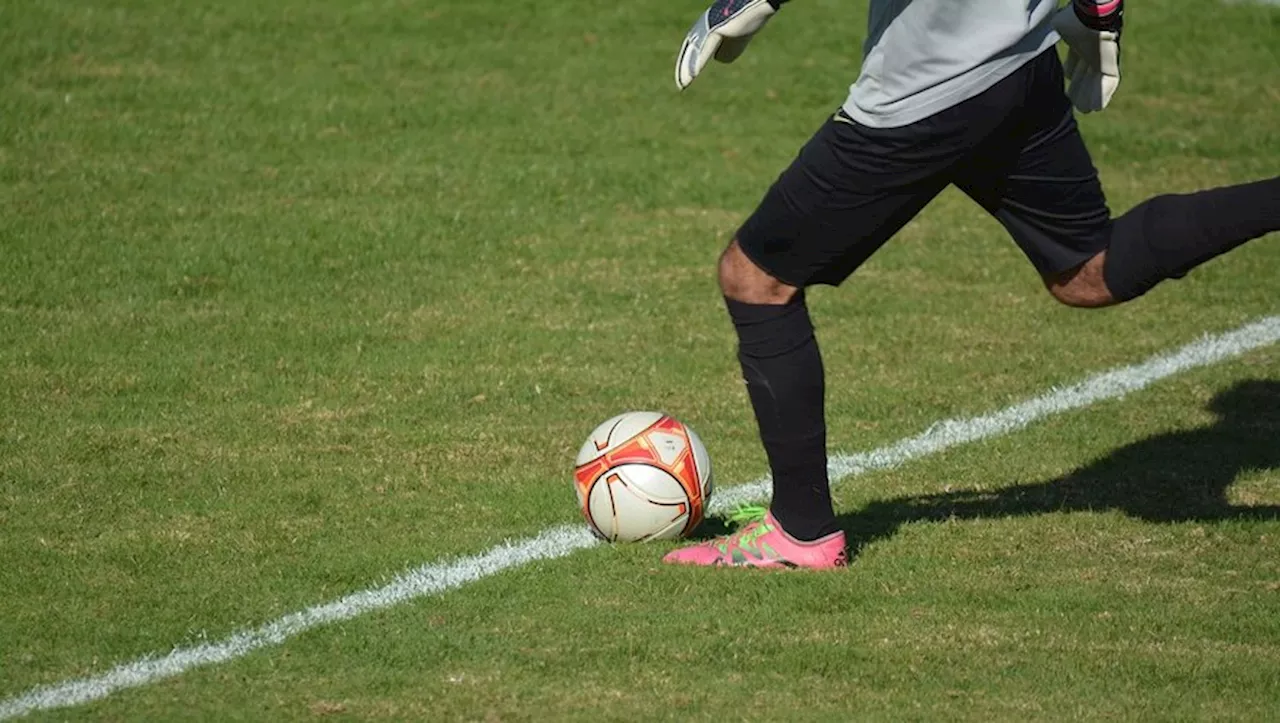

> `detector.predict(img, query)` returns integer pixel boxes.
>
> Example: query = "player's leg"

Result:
[724,115,962,545]
[1050,178,1280,306]
[664,119,948,569]
[716,236,842,548]
[717,157,951,553]
[717,240,833,548]
[956,48,1279,307]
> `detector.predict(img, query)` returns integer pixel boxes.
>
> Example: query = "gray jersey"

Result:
[842,0,1060,128]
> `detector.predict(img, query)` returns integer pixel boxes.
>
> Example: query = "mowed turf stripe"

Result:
[3,315,1278,720]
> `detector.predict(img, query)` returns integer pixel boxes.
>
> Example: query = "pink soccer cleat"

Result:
[663,506,847,569]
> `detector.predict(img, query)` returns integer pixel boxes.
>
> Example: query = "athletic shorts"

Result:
[736,48,1112,288]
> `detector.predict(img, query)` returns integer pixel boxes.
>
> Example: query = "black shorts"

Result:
[737,48,1112,287]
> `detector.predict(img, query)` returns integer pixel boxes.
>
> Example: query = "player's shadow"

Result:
[834,379,1280,559]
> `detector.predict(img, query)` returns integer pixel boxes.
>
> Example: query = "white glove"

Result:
[675,0,779,90]
[1052,6,1122,113]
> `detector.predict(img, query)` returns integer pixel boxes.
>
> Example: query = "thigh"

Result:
[736,112,951,288]
[954,52,1112,276]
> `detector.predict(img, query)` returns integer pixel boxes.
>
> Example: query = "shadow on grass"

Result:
[689,379,1280,549]
[834,378,1280,558]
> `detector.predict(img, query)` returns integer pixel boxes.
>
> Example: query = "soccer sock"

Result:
[1103,177,1280,302]
[725,295,838,541]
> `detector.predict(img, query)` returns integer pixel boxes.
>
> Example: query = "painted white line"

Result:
[0,526,599,719]
[3,315,1278,719]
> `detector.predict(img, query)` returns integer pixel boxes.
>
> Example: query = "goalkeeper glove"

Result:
[675,0,785,90]
[1052,0,1124,112]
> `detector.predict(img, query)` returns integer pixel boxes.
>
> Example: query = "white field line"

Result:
[3,315,1278,720]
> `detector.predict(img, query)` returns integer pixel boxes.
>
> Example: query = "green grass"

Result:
[2,0,1278,719]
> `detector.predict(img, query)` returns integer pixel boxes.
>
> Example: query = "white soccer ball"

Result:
[572,411,713,542]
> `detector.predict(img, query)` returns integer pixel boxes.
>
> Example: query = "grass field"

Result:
[2,0,1279,719]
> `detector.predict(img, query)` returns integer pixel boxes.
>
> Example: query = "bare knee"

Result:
[1045,252,1117,308]
[719,239,798,304]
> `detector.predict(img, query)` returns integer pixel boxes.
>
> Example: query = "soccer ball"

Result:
[572,411,713,542]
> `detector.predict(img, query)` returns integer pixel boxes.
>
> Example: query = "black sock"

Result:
[725,295,838,541]
[1103,177,1280,301]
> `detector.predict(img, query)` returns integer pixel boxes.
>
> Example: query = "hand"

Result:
[1052,5,1122,113]
[675,0,780,90]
